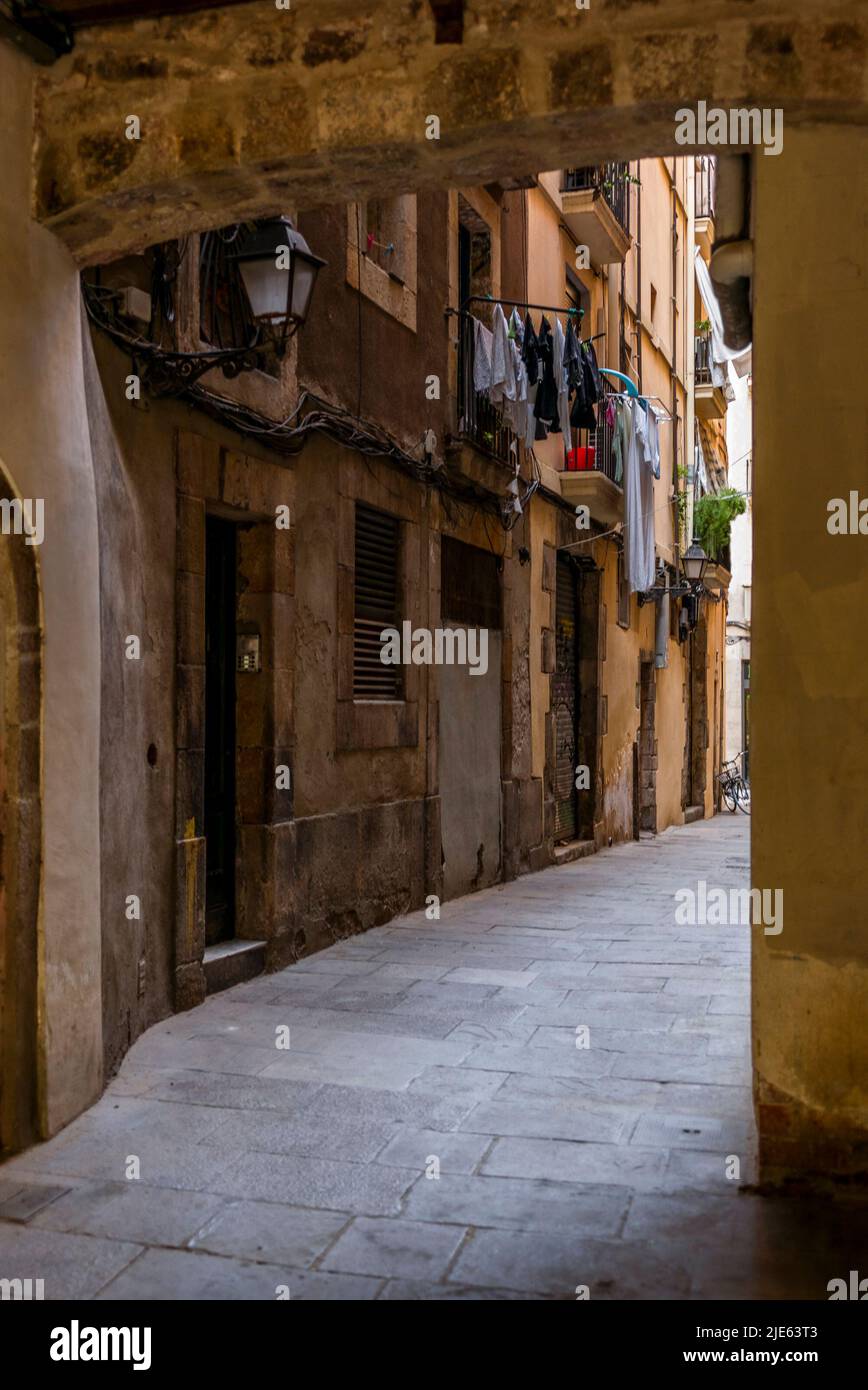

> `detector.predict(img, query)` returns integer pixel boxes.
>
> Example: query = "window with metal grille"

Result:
[353,504,402,700]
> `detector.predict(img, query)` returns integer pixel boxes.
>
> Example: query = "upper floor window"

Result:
[347,195,418,331]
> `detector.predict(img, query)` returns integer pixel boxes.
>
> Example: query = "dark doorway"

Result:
[553,553,579,842]
[204,516,237,944]
[742,658,751,781]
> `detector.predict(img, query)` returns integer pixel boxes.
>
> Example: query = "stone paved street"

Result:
[1,816,865,1300]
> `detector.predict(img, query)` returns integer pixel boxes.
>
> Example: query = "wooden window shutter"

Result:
[353,504,402,700]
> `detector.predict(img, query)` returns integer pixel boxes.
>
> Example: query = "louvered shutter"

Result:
[353,504,402,699]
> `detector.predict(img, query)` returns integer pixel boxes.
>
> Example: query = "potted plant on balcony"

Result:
[693,486,746,590]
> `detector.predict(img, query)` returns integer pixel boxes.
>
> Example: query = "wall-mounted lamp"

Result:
[82,217,327,398]
[229,217,327,355]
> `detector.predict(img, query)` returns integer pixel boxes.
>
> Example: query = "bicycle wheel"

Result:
[735,779,751,815]
[722,779,738,812]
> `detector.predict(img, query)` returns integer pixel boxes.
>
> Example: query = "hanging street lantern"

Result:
[230,217,327,354]
[682,537,710,588]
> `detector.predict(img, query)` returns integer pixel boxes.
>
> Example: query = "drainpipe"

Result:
[686,159,697,548]
[635,162,643,394]
[671,181,680,557]
[709,154,753,351]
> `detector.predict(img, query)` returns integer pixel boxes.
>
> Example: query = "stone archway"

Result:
[0,464,43,1157]
[29,0,868,264]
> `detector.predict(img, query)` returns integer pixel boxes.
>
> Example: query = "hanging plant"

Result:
[675,463,690,543]
[693,486,747,563]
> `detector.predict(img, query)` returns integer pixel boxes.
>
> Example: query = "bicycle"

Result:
[717,752,751,815]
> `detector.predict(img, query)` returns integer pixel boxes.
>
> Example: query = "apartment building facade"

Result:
[0,139,730,1150]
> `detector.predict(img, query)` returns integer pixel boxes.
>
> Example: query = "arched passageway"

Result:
[6,0,867,1184]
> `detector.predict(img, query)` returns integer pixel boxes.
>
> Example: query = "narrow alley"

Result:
[0,817,861,1301]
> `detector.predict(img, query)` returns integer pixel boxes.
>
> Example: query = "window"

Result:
[565,267,590,321]
[458,195,493,311]
[353,504,402,700]
[441,537,501,630]
[347,196,418,330]
[365,198,414,284]
[617,548,630,628]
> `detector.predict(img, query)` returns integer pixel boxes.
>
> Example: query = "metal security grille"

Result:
[553,555,579,841]
[353,504,402,700]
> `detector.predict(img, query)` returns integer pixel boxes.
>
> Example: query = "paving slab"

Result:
[10,818,860,1300]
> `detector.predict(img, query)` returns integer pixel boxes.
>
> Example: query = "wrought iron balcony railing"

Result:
[456,310,522,465]
[562,384,619,483]
[562,163,631,235]
[695,329,714,385]
[695,156,716,221]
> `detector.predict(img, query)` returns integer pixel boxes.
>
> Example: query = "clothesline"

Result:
[604,391,675,423]
[455,295,607,348]
[464,299,609,463]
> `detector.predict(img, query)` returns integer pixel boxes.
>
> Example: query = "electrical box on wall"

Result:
[236,630,261,673]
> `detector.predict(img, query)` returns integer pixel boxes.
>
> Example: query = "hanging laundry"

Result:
[533,315,559,430]
[634,398,661,480]
[582,338,603,402]
[553,317,568,439]
[505,338,529,438]
[563,318,583,394]
[490,303,516,405]
[645,404,661,480]
[509,307,525,349]
[570,376,596,430]
[611,396,629,486]
[472,317,493,395]
[521,312,540,386]
[624,398,657,594]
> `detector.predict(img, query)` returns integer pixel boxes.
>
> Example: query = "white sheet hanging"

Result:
[694,245,752,380]
[624,399,657,594]
[490,304,516,404]
[473,318,493,394]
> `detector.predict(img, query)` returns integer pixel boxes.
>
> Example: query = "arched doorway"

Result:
[0,463,42,1157]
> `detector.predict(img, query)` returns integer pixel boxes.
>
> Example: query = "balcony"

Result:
[455,310,522,467]
[694,156,716,261]
[561,164,632,267]
[704,559,732,594]
[558,391,624,526]
[694,330,727,419]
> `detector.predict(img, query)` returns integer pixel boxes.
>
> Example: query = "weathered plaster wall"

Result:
[296,193,452,461]
[83,331,177,1075]
[31,0,868,264]
[753,126,868,1183]
[0,43,102,1136]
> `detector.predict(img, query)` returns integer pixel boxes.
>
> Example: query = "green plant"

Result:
[693,486,746,562]
[695,319,711,335]
[675,463,690,543]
